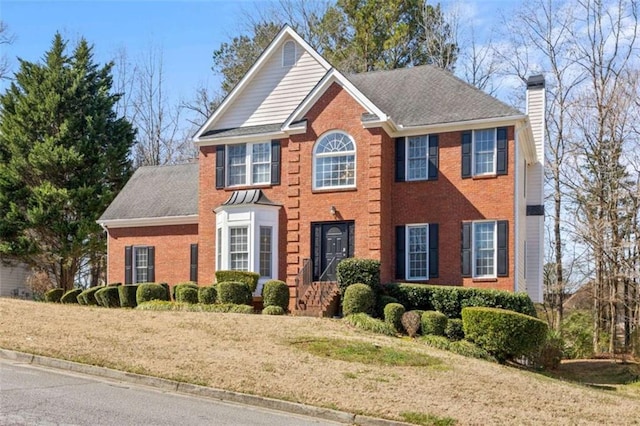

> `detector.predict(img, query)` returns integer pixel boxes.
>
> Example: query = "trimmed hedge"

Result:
[136,283,169,305]
[462,307,548,363]
[445,318,465,341]
[421,335,496,361]
[384,302,405,332]
[44,288,64,303]
[336,258,381,295]
[376,295,399,319]
[78,286,103,305]
[421,311,447,336]
[262,280,289,311]
[198,286,217,305]
[215,271,259,293]
[217,281,252,305]
[172,282,197,301]
[136,301,254,314]
[385,283,536,318]
[176,286,199,304]
[60,288,82,304]
[262,305,285,315]
[119,285,139,308]
[95,286,121,308]
[342,283,375,316]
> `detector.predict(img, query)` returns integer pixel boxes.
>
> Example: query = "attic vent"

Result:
[282,40,296,67]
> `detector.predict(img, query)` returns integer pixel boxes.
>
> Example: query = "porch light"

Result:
[330,205,337,217]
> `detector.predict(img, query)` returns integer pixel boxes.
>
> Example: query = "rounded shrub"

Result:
[44,288,64,303]
[198,286,217,305]
[262,305,285,315]
[336,258,381,295]
[78,286,103,306]
[401,310,422,337]
[172,282,197,301]
[119,284,139,308]
[376,295,399,318]
[261,280,289,311]
[421,311,448,336]
[176,286,199,304]
[384,303,405,332]
[60,289,82,304]
[136,283,169,305]
[445,318,465,341]
[95,286,120,308]
[462,307,548,363]
[215,271,259,293]
[217,281,252,305]
[342,283,375,316]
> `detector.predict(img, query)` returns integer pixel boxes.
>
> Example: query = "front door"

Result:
[312,221,354,281]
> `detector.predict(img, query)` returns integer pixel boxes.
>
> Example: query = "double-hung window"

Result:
[134,246,149,283]
[461,127,508,178]
[124,245,155,284]
[313,131,356,189]
[395,223,439,280]
[474,129,496,175]
[407,136,428,180]
[473,221,496,277]
[461,220,509,278]
[227,142,271,186]
[229,227,249,271]
[395,134,438,181]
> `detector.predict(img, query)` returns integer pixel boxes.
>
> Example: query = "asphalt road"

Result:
[0,359,343,426]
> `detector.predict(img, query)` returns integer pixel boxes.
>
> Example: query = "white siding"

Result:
[526,215,544,303]
[0,262,31,298]
[215,36,328,129]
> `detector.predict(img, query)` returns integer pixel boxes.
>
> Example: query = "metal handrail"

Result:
[295,258,312,310]
[318,256,338,282]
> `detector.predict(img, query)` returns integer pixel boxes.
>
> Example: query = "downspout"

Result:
[99,223,109,285]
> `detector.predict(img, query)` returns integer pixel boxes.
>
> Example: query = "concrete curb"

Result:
[0,348,412,426]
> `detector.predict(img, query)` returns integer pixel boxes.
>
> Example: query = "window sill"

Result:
[472,277,498,282]
[312,187,357,194]
[472,174,497,180]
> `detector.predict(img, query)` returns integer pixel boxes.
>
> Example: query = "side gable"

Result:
[195,26,330,139]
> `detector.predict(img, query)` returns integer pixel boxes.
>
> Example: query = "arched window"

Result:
[282,40,296,67]
[313,131,356,189]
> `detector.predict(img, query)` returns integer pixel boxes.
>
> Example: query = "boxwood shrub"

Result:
[95,286,121,308]
[342,283,375,316]
[384,302,405,332]
[60,288,82,304]
[119,284,139,308]
[176,286,199,304]
[385,283,536,318]
[462,307,548,363]
[376,295,399,319]
[198,286,217,305]
[136,283,169,305]
[215,271,259,293]
[78,286,103,306]
[261,280,289,311]
[421,311,448,336]
[262,305,285,315]
[336,258,381,295]
[445,318,465,341]
[172,282,197,301]
[44,288,64,303]
[217,281,252,305]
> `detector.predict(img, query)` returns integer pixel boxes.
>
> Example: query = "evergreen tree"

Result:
[0,34,134,290]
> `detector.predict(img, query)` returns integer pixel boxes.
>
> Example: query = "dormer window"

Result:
[282,40,296,67]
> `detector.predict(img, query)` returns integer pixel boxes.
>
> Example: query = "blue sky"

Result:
[1,0,518,125]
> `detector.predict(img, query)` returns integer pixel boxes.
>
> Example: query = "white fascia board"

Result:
[282,69,388,130]
[193,25,331,142]
[98,215,199,229]
[214,203,281,214]
[390,115,527,138]
[195,123,307,148]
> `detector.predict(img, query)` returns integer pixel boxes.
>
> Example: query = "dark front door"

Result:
[312,221,354,281]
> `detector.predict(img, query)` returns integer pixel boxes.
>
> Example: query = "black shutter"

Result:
[461,222,472,277]
[125,246,133,284]
[395,137,406,182]
[428,224,439,278]
[396,226,406,279]
[270,140,281,185]
[461,131,472,178]
[190,243,198,282]
[496,127,508,175]
[497,220,509,276]
[147,246,155,282]
[428,134,439,180]
[312,224,322,281]
[215,145,225,189]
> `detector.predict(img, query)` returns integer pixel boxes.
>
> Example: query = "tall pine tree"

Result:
[0,34,134,290]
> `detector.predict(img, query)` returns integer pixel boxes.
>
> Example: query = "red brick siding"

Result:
[107,224,198,286]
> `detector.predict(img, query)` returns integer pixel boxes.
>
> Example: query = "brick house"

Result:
[99,25,545,309]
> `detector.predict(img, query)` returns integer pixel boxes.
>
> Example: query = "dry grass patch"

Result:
[2,299,640,425]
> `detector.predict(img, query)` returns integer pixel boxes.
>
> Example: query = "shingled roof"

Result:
[99,163,198,221]
[347,64,522,127]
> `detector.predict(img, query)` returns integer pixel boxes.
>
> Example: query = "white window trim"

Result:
[259,226,273,278]
[229,226,250,271]
[472,128,497,176]
[226,142,271,187]
[312,130,357,190]
[406,223,429,281]
[405,135,430,181]
[472,220,497,279]
[132,246,149,284]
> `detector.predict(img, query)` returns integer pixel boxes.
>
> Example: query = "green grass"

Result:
[291,337,440,367]
[400,411,457,426]
[343,313,397,336]
[420,335,496,362]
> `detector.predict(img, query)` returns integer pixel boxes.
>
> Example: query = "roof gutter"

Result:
[97,215,199,229]
[388,114,527,137]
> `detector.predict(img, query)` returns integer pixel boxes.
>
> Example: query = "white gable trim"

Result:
[98,215,199,229]
[282,69,389,131]
[193,25,331,142]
